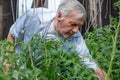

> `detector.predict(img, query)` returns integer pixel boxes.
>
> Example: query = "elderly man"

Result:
[7,0,110,79]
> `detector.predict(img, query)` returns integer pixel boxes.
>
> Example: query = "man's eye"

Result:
[71,24,77,27]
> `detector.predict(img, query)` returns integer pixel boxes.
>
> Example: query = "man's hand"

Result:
[95,67,111,80]
[7,32,15,43]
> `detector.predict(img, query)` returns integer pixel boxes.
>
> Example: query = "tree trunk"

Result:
[0,0,3,39]
[0,0,16,39]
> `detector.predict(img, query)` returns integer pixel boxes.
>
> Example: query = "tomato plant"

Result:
[84,15,120,80]
[0,35,98,80]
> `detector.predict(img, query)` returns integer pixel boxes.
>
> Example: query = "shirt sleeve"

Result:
[72,32,98,69]
[9,14,27,39]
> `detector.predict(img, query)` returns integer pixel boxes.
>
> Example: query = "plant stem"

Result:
[105,22,120,80]
[28,44,34,69]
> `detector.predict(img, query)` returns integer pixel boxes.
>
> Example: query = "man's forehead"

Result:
[67,11,86,20]
[67,17,84,24]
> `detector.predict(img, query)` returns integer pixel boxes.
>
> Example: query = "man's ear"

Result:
[56,12,63,21]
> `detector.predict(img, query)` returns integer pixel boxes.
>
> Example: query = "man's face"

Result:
[55,11,85,38]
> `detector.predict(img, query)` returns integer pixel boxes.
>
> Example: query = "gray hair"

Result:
[57,0,86,19]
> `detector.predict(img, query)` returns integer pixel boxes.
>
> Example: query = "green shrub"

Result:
[0,35,98,80]
[84,16,120,80]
